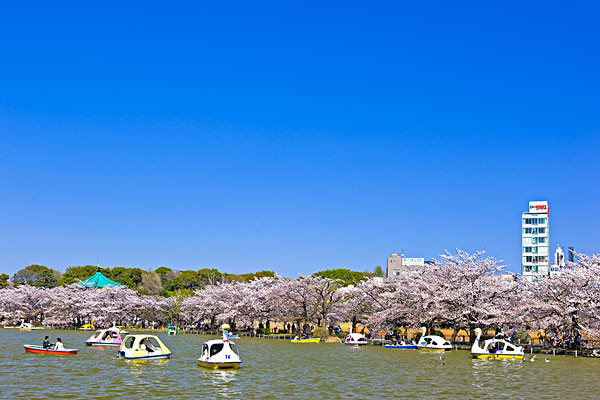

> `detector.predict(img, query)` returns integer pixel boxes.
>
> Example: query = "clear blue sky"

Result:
[1,2,599,277]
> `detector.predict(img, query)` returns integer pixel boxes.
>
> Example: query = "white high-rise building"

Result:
[549,245,566,277]
[522,200,550,281]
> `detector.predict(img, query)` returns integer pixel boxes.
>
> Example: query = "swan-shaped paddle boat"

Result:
[344,327,369,346]
[86,327,123,346]
[117,334,172,360]
[416,327,452,351]
[471,328,524,360]
[167,323,177,336]
[79,322,95,331]
[198,324,241,369]
[24,344,78,355]
[19,322,46,331]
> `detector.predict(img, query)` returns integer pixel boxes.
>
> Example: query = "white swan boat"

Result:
[416,327,452,351]
[471,328,524,360]
[19,322,46,331]
[344,327,368,346]
[344,333,368,346]
[198,324,241,369]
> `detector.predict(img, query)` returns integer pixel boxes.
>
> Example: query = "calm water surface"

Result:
[1,329,598,399]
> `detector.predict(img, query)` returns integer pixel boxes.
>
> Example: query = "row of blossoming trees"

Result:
[1,250,599,344]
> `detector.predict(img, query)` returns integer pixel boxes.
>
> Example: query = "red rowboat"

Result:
[24,344,78,355]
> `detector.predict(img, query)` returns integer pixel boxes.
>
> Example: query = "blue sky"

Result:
[1,2,599,276]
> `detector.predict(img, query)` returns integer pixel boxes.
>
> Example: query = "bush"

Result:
[312,327,329,339]
[433,329,445,339]
[517,331,531,344]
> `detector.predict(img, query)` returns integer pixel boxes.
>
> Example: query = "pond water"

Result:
[1,329,598,399]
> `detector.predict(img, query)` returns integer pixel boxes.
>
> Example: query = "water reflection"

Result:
[196,368,240,398]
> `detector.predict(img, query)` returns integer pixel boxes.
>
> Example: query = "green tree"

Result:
[0,273,10,288]
[235,270,276,282]
[314,269,366,286]
[110,267,144,289]
[197,268,224,286]
[167,270,203,291]
[373,265,385,277]
[13,265,59,288]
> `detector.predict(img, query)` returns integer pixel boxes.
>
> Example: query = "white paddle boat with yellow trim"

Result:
[471,328,524,360]
[198,324,241,369]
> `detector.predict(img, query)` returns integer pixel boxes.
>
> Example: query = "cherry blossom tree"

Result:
[519,253,600,344]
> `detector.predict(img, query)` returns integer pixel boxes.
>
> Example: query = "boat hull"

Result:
[121,353,171,360]
[24,345,78,355]
[417,346,452,351]
[87,342,121,346]
[291,339,320,343]
[344,342,368,346]
[385,345,418,349]
[471,353,524,360]
[198,360,241,369]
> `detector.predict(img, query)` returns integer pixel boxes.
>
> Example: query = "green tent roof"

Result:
[72,271,125,288]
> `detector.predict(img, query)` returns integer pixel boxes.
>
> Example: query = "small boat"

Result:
[385,342,418,350]
[198,324,241,369]
[291,337,320,343]
[167,324,177,336]
[86,327,123,346]
[416,327,452,351]
[19,322,46,331]
[24,344,78,355]
[79,323,95,331]
[117,334,171,360]
[471,328,524,360]
[115,325,129,335]
[344,329,368,346]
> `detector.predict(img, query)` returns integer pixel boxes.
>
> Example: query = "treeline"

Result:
[1,251,599,347]
[5,264,382,297]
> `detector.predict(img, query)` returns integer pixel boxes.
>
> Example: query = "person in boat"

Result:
[43,336,52,349]
[140,338,156,352]
[54,338,64,350]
